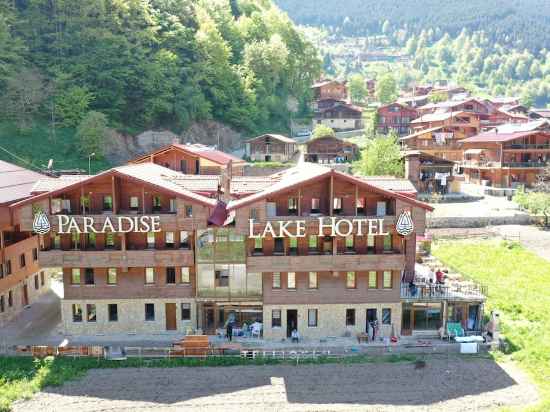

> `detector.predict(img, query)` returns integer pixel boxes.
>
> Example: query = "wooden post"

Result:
[298,188,302,217]
[142,187,146,214]
[80,186,85,215]
[354,184,358,216]
[329,174,334,215]
[111,176,117,213]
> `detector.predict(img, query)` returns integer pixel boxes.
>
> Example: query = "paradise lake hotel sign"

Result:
[248,210,414,238]
[33,212,162,235]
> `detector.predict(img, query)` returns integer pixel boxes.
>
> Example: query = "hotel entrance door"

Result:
[286,310,298,338]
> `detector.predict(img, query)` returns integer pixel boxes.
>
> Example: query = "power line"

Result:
[0,144,47,172]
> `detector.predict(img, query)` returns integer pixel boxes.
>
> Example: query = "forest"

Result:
[0,0,321,139]
[276,0,550,53]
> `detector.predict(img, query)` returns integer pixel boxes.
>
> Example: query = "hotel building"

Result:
[0,161,51,326]
[9,145,439,339]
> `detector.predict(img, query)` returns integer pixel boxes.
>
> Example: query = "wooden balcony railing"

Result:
[400,283,487,302]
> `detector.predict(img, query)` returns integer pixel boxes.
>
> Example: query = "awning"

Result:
[464,149,484,155]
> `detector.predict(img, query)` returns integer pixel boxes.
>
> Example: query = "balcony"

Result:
[247,252,405,272]
[400,283,487,302]
[502,161,547,168]
[38,248,194,268]
[503,143,550,150]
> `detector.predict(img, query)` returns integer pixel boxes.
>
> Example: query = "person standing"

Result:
[226,320,233,342]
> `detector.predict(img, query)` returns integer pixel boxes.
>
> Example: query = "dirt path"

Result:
[12,358,539,412]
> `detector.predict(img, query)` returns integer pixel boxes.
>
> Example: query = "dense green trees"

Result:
[0,0,321,136]
[353,133,404,177]
[375,74,398,104]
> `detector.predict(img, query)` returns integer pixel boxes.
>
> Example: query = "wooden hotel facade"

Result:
[9,146,436,340]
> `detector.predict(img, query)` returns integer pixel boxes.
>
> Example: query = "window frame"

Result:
[346,308,356,326]
[166,267,176,284]
[287,272,296,289]
[382,308,392,325]
[181,303,191,321]
[71,268,81,285]
[272,272,281,289]
[86,304,97,322]
[108,304,118,322]
[368,271,377,289]
[272,309,282,328]
[145,303,155,321]
[308,271,318,289]
[107,268,117,285]
[72,304,83,322]
[383,271,393,289]
[180,267,190,284]
[346,271,356,289]
[308,308,318,327]
[145,267,155,284]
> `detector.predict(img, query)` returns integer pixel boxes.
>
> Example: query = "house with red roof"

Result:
[461,120,550,187]
[377,102,418,136]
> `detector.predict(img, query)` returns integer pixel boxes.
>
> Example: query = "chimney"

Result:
[219,160,233,202]
[405,153,420,187]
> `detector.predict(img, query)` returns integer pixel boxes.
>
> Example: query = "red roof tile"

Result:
[0,160,46,205]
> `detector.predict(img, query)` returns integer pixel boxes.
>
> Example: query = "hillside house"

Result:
[304,135,359,163]
[313,102,364,132]
[377,103,418,136]
[246,134,298,162]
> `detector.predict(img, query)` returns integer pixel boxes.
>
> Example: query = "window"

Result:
[145,267,155,284]
[32,248,38,261]
[272,309,282,327]
[71,231,80,249]
[152,196,162,211]
[40,271,45,286]
[103,195,113,211]
[333,197,343,214]
[367,235,375,252]
[345,235,354,252]
[274,238,284,254]
[215,269,229,287]
[145,303,155,321]
[0,265,3,280]
[181,267,190,283]
[346,271,356,288]
[308,309,318,327]
[84,268,94,285]
[108,304,118,321]
[249,208,258,220]
[169,199,177,213]
[87,233,96,249]
[72,304,83,322]
[253,237,262,254]
[0,296,4,313]
[34,275,39,290]
[308,235,318,252]
[287,272,296,289]
[71,268,81,285]
[368,271,377,289]
[383,235,392,252]
[129,196,139,211]
[20,253,26,268]
[356,197,366,214]
[181,303,191,321]
[53,234,61,249]
[289,238,298,254]
[376,201,387,217]
[51,198,62,214]
[346,308,356,326]
[184,205,193,218]
[381,308,392,325]
[5,260,10,275]
[383,271,392,289]
[86,304,97,322]
[288,198,298,215]
[105,232,115,249]
[107,268,117,285]
[166,267,176,284]
[8,291,13,307]
[311,198,320,214]
[272,273,281,289]
[147,232,155,249]
[165,232,175,248]
[308,272,318,289]
[180,231,190,249]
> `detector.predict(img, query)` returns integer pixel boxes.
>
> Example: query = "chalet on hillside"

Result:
[130,143,246,176]
[404,151,456,194]
[460,120,550,187]
[246,134,297,162]
[311,80,348,102]
[377,102,418,136]
[304,135,359,164]
[313,102,364,132]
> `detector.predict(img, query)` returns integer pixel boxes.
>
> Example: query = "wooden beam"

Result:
[111,175,117,213]
[329,174,334,215]
[354,184,358,216]
[142,187,146,214]
[298,188,302,217]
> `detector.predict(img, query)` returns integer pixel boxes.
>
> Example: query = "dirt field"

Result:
[12,358,539,412]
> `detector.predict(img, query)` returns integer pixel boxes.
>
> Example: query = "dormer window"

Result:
[129,196,139,211]
[288,198,298,215]
[311,198,320,214]
[103,195,113,212]
[333,197,343,215]
[152,196,162,212]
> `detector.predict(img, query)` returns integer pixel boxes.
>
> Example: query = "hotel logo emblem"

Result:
[33,211,51,235]
[395,210,414,236]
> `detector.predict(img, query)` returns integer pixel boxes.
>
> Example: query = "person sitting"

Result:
[291,329,300,343]
[408,281,418,297]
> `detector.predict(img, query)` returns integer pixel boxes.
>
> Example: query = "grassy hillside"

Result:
[0,122,111,174]
[433,240,550,411]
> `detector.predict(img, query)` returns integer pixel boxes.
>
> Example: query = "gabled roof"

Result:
[318,102,363,114]
[460,121,550,143]
[420,98,486,112]
[0,160,46,205]
[226,163,433,212]
[31,175,91,194]
[130,143,245,166]
[403,151,455,166]
[230,176,276,195]
[311,79,346,89]
[11,163,218,209]
[246,134,297,144]
[411,110,472,124]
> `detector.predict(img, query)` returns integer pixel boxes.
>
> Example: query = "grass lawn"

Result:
[0,353,418,411]
[0,121,112,173]
[433,239,550,412]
